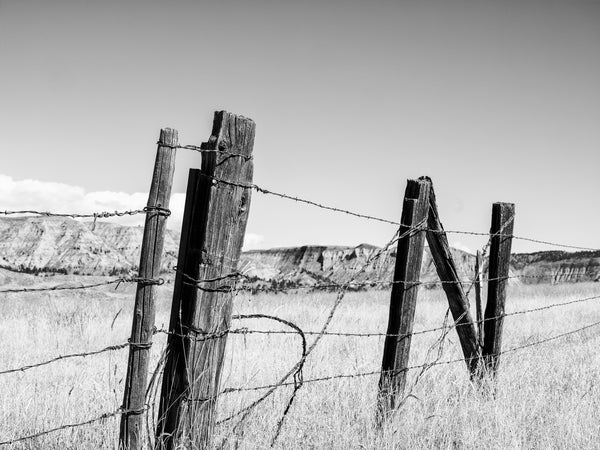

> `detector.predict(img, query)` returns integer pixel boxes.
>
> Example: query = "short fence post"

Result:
[377,178,430,423]
[156,111,255,450]
[422,177,481,376]
[119,129,177,450]
[474,250,484,348]
[482,202,515,376]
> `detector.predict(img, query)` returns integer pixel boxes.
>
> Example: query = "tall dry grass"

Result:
[0,278,599,449]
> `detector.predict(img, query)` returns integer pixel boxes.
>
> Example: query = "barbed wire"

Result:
[203,173,600,252]
[210,316,600,399]
[173,262,598,296]
[215,223,421,433]
[437,228,599,252]
[0,208,148,219]
[160,142,253,161]
[0,276,164,294]
[207,174,401,226]
[0,269,591,298]
[154,293,600,342]
[0,340,151,377]
[1,181,598,252]
[5,311,598,447]
[0,406,146,446]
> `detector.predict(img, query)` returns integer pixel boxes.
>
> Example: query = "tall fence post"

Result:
[119,129,177,449]
[377,178,430,423]
[156,111,255,450]
[482,202,515,376]
[422,177,481,376]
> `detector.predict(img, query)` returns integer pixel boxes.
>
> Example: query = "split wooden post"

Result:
[482,202,515,376]
[422,177,481,376]
[475,251,484,348]
[156,111,255,450]
[119,129,177,450]
[377,178,430,423]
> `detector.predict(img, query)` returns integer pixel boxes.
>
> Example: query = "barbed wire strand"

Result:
[0,209,148,219]
[0,407,147,447]
[207,174,599,252]
[11,309,592,448]
[213,316,600,398]
[155,292,600,342]
[221,273,592,296]
[219,314,306,449]
[159,143,253,161]
[214,222,426,428]
[0,341,151,377]
[0,276,163,294]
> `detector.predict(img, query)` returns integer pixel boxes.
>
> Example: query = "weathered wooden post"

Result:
[475,250,484,348]
[120,129,177,449]
[482,202,515,376]
[156,111,255,450]
[421,177,481,376]
[377,178,430,423]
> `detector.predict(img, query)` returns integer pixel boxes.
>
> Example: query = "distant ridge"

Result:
[0,217,598,285]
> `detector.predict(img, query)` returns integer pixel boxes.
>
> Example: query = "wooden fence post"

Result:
[482,202,515,376]
[377,178,430,423]
[119,129,177,450]
[422,177,481,376]
[475,250,484,349]
[156,111,255,450]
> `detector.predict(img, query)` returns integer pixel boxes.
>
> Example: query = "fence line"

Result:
[1,280,596,381]
[1,197,598,254]
[152,292,600,343]
[184,273,598,295]
[0,271,591,298]
[209,315,600,401]
[215,223,417,447]
[1,138,600,447]
[3,296,598,446]
[203,172,600,252]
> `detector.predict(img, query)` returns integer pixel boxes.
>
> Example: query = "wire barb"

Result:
[0,209,147,219]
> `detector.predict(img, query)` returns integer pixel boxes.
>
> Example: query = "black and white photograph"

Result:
[0,1,599,448]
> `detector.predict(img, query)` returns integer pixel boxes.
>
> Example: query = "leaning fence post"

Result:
[422,177,481,376]
[119,129,177,450]
[377,178,430,424]
[482,202,515,376]
[156,111,255,450]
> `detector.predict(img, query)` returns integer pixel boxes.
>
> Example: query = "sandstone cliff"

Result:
[0,217,597,286]
[239,244,475,288]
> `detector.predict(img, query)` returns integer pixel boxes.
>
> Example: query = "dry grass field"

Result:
[0,277,599,449]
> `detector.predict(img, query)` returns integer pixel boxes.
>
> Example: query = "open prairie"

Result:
[1,278,599,449]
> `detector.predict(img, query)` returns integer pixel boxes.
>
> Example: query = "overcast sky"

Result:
[1,0,598,253]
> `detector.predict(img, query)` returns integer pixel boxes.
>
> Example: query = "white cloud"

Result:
[0,176,268,252]
[0,174,185,230]
[243,233,265,250]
